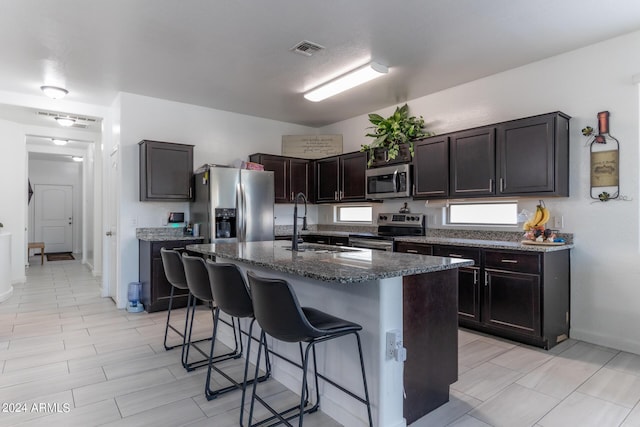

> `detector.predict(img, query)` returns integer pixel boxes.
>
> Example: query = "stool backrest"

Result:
[181,254,213,302]
[247,271,319,343]
[205,260,254,318]
[160,248,188,290]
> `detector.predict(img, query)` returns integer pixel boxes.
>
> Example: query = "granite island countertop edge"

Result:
[186,242,474,284]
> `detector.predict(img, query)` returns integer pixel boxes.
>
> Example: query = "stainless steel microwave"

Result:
[365,164,412,199]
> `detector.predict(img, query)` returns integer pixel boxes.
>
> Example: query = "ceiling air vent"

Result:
[290,40,325,57]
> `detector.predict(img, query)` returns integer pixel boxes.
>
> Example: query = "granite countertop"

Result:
[275,230,355,238]
[394,236,574,252]
[136,228,204,242]
[185,241,473,284]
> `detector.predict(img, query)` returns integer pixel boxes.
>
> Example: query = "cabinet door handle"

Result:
[412,184,416,195]
[448,253,463,258]
[484,271,489,286]
[501,259,518,264]
[500,177,505,192]
[189,187,193,198]
[489,178,493,192]
[407,249,419,253]
[334,191,338,201]
[339,190,344,200]
[473,269,478,284]
[291,192,294,202]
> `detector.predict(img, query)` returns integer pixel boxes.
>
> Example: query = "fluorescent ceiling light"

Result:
[71,156,83,162]
[52,138,68,146]
[304,62,389,102]
[40,85,69,99]
[55,117,75,127]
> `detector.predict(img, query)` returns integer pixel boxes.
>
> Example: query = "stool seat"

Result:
[301,307,362,339]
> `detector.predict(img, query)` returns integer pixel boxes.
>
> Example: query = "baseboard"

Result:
[0,286,13,302]
[571,327,640,354]
[12,276,26,285]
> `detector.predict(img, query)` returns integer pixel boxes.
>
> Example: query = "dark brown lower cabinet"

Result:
[139,239,204,312]
[396,241,570,349]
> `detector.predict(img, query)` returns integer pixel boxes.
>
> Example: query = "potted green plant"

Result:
[361,103,434,167]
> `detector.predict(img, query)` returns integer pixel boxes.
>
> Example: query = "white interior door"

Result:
[34,184,73,253]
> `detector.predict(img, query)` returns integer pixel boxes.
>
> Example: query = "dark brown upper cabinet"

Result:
[139,140,194,201]
[249,154,310,203]
[496,112,570,196]
[413,136,449,199]
[450,126,496,197]
[315,151,367,203]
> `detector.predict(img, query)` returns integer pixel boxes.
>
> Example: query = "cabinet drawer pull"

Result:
[317,240,327,244]
[501,259,518,264]
[407,249,419,253]
[448,253,463,258]
[335,242,345,246]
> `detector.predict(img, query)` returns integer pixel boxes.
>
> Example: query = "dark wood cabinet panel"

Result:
[497,112,570,196]
[315,152,367,203]
[450,127,496,197]
[484,269,541,337]
[139,140,194,201]
[413,136,449,199]
[315,156,340,202]
[290,158,310,201]
[340,152,367,201]
[433,246,481,324]
[139,239,203,312]
[249,154,310,203]
[395,241,433,255]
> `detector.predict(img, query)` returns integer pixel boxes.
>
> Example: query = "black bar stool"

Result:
[181,254,241,371]
[246,271,373,427]
[160,248,210,353]
[205,260,271,425]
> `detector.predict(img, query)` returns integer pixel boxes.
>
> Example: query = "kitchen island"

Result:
[186,241,473,427]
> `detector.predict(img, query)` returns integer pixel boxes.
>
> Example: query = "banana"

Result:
[537,207,550,226]
[530,207,543,227]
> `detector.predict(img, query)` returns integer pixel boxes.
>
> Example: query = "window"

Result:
[448,202,518,225]
[335,206,373,223]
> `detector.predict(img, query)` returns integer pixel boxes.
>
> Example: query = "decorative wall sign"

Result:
[583,111,620,201]
[281,134,343,159]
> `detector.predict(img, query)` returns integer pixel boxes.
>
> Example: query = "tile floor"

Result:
[2,258,640,426]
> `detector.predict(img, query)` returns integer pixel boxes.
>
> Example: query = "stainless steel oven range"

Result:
[349,213,425,251]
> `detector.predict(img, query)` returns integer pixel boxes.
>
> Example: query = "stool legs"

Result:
[248,331,373,427]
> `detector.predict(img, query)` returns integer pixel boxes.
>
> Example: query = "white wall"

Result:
[0,118,26,284]
[28,158,83,254]
[113,93,315,307]
[321,30,640,354]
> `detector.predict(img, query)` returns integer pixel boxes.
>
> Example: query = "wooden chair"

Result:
[28,242,45,265]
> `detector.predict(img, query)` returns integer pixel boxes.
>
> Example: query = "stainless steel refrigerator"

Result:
[190,165,274,243]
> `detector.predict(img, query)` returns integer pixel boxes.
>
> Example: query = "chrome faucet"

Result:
[291,192,308,251]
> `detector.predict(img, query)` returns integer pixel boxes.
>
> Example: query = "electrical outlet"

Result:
[386,329,402,361]
[553,216,564,228]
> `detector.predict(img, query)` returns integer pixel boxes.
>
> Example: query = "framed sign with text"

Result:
[282,134,343,159]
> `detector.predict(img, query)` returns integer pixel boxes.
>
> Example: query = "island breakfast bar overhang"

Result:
[186,241,473,427]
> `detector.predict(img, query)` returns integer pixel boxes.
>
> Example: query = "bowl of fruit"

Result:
[522,201,564,244]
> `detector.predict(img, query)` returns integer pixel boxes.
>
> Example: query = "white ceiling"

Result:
[2,1,640,127]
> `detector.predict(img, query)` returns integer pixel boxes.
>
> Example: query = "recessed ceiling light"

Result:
[71,156,83,162]
[40,85,69,99]
[55,117,76,127]
[52,138,68,146]
[304,61,389,102]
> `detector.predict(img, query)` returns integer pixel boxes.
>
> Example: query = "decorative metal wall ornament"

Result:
[28,179,33,204]
[582,111,619,201]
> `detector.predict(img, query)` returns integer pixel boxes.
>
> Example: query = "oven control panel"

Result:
[378,213,425,226]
